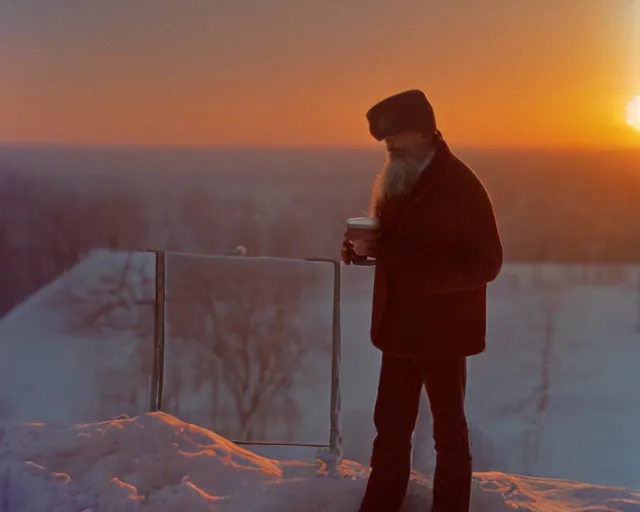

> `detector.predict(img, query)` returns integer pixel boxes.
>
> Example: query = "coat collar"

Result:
[408,137,452,199]
[395,138,453,234]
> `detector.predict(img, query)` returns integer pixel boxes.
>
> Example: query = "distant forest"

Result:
[1,146,639,317]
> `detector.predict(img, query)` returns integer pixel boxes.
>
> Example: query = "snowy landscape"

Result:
[1,146,640,510]
[3,0,640,507]
[1,252,639,510]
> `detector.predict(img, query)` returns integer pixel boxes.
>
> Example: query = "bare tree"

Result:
[37,186,154,334]
[0,167,60,314]
[168,256,326,441]
[516,270,564,475]
[523,291,559,473]
[48,250,156,419]
[57,252,155,336]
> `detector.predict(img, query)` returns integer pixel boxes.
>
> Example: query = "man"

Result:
[342,90,503,512]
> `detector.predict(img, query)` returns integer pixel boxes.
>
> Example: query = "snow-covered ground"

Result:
[0,252,155,424]
[0,412,638,512]
[340,264,640,488]
[1,251,639,510]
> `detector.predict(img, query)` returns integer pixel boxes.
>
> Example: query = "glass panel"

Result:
[163,253,334,445]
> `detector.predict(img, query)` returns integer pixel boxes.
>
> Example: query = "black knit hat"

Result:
[366,89,436,141]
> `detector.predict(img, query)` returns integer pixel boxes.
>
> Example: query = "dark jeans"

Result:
[359,354,472,512]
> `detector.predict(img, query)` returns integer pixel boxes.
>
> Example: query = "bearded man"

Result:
[341,90,503,512]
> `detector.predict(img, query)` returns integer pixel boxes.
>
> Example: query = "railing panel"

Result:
[162,253,336,446]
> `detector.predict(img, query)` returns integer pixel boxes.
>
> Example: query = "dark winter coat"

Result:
[371,139,503,359]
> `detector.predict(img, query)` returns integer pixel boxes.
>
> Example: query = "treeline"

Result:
[470,150,640,263]
[1,147,639,317]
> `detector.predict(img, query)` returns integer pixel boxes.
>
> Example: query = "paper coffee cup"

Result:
[346,217,379,241]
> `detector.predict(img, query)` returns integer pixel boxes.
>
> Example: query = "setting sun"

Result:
[626,96,640,131]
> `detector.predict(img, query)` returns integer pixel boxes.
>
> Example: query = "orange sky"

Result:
[1,0,639,148]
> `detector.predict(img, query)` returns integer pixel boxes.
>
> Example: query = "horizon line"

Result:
[1,140,639,152]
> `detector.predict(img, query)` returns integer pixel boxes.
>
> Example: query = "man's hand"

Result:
[341,236,356,265]
[352,238,378,258]
[342,233,378,264]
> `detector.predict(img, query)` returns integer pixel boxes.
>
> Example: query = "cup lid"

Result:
[347,217,378,227]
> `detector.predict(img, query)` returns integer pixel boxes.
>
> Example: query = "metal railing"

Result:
[147,250,343,459]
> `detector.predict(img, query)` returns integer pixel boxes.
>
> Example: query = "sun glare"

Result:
[626,96,640,131]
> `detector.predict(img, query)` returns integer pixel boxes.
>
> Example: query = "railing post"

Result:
[329,260,342,459]
[150,250,167,412]
[307,258,342,466]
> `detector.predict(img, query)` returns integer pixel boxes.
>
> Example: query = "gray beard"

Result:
[369,152,425,218]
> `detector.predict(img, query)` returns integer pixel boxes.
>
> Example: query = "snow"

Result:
[340,264,640,488]
[1,412,638,512]
[0,251,155,423]
[1,253,640,510]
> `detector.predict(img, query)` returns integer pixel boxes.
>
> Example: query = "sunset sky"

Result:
[1,0,639,148]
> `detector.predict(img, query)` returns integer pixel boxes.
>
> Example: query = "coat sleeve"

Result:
[379,173,503,294]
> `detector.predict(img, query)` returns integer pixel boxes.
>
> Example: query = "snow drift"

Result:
[0,412,638,512]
